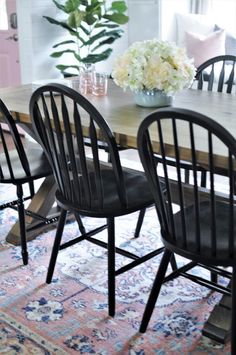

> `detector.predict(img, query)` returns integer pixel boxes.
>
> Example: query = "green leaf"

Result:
[53,40,76,48]
[50,49,77,58]
[68,9,84,28]
[111,1,127,13]
[80,24,90,35]
[73,52,82,61]
[69,31,86,44]
[90,0,105,7]
[85,12,97,25]
[86,2,102,20]
[64,0,80,13]
[104,29,123,36]
[82,29,106,46]
[43,16,77,34]
[95,23,119,28]
[82,48,113,63]
[52,0,65,12]
[56,64,81,74]
[103,13,129,24]
[92,31,122,51]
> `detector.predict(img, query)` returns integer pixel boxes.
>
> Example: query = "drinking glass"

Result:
[79,64,95,95]
[71,76,80,91]
[92,72,108,96]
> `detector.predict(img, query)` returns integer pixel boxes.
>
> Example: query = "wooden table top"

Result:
[0,79,235,169]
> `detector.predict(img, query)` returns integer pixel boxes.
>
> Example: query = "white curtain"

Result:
[190,0,210,14]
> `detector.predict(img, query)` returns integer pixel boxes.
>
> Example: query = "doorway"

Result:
[0,0,21,87]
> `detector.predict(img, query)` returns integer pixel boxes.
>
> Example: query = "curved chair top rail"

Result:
[195,55,236,93]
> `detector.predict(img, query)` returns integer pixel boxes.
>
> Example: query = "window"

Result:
[160,0,189,41]
[208,0,236,35]
[0,0,8,30]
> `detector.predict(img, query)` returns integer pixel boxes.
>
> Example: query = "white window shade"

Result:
[160,0,189,42]
[208,0,236,36]
[127,0,161,44]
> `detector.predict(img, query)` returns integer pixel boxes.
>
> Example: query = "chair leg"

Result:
[170,253,178,271]
[28,181,35,198]
[231,266,236,354]
[74,212,86,234]
[139,249,172,333]
[17,185,28,265]
[46,209,67,284]
[210,272,218,283]
[107,217,115,317]
[134,208,146,238]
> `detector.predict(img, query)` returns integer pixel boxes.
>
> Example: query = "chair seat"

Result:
[170,200,236,263]
[0,147,52,183]
[55,164,155,218]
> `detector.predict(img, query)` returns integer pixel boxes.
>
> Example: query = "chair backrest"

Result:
[195,55,236,93]
[29,84,127,211]
[0,99,31,180]
[137,107,236,264]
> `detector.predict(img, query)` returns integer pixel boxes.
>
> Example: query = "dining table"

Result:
[0,78,235,240]
[0,78,235,344]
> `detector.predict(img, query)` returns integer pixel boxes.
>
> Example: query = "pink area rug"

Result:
[0,183,231,354]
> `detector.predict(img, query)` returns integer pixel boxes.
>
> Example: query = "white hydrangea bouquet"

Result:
[112,39,196,95]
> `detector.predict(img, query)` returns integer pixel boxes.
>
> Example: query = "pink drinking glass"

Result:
[92,72,108,96]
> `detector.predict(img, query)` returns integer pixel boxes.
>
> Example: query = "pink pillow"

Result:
[185,29,226,67]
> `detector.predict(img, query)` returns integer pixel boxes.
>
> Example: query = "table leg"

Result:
[170,181,232,344]
[202,286,231,343]
[6,175,58,245]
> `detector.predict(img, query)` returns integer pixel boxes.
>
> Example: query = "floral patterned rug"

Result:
[0,183,231,354]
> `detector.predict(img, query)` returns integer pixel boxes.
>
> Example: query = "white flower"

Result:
[112,39,196,94]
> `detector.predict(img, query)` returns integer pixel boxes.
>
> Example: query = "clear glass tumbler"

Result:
[79,64,95,95]
[71,76,80,91]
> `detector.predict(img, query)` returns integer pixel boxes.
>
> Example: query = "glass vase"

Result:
[79,63,95,94]
[133,89,173,108]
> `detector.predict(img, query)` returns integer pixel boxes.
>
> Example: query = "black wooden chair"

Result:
[136,55,236,276]
[29,83,166,316]
[0,99,55,265]
[137,108,236,353]
[195,55,236,93]
[195,54,236,190]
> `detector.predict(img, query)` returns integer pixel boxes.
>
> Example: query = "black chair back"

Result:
[195,55,236,93]
[138,107,236,266]
[0,99,31,181]
[30,84,127,214]
[0,98,55,265]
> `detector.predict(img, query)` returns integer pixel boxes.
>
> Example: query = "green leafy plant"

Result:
[44,0,129,75]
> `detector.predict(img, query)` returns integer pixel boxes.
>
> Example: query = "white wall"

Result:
[127,0,161,44]
[17,0,75,83]
[161,0,189,41]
